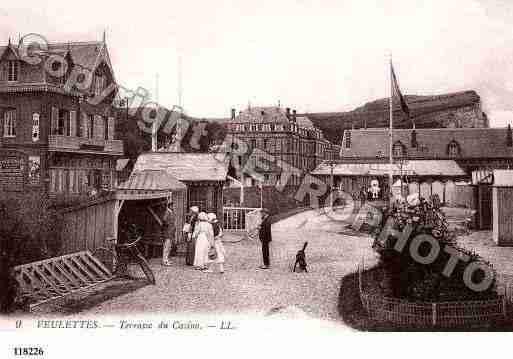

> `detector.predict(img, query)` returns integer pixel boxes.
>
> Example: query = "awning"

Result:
[492,170,513,187]
[311,160,467,177]
[115,170,186,200]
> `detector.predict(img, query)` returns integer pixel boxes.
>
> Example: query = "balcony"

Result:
[48,135,123,156]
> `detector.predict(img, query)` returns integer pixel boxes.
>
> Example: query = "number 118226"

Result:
[13,347,44,356]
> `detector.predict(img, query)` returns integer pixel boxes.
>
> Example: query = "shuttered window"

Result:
[7,61,18,82]
[3,109,16,137]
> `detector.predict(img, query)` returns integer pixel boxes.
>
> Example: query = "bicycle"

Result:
[93,235,156,285]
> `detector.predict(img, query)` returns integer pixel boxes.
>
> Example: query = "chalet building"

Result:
[225,105,340,186]
[339,127,513,171]
[313,126,513,205]
[132,152,229,221]
[0,36,123,204]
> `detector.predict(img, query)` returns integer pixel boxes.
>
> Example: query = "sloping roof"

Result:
[296,116,314,128]
[311,160,466,177]
[47,41,103,70]
[115,170,186,200]
[340,128,513,159]
[0,41,104,70]
[118,170,186,191]
[235,106,290,124]
[133,153,229,182]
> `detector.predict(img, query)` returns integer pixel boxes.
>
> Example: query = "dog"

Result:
[293,242,308,273]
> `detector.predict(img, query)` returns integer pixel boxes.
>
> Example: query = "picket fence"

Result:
[358,264,509,328]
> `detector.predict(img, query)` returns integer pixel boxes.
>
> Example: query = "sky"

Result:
[1,0,513,126]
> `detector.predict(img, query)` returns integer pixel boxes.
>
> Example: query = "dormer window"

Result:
[94,73,106,96]
[447,140,460,157]
[343,130,351,149]
[392,141,406,158]
[7,61,18,82]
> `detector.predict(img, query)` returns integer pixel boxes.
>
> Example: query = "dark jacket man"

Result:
[258,210,272,269]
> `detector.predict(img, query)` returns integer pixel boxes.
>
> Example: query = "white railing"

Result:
[223,207,260,232]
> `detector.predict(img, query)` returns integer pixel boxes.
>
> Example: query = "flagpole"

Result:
[388,54,394,206]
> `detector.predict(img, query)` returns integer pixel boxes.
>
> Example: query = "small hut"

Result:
[133,152,229,222]
[59,169,187,258]
[492,170,513,246]
[116,170,187,255]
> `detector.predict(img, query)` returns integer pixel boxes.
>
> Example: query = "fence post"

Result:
[432,303,437,327]
[503,296,507,318]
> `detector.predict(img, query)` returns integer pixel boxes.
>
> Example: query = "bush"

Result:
[0,192,63,312]
[372,196,497,302]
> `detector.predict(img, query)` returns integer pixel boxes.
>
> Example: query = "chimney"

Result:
[231,108,236,120]
[292,109,297,122]
[286,107,291,120]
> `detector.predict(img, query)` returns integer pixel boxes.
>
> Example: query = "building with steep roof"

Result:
[133,152,230,219]
[313,126,513,204]
[0,35,123,203]
[339,127,513,171]
[224,105,340,186]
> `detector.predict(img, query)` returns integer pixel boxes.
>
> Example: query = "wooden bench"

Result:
[13,251,114,312]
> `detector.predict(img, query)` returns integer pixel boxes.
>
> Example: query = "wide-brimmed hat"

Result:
[190,206,199,213]
[198,212,208,221]
[207,212,217,222]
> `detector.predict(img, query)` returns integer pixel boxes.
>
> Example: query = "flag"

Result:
[391,62,410,119]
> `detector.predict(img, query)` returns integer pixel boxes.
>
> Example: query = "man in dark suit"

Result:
[258,208,272,269]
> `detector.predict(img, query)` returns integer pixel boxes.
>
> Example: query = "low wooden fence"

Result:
[222,207,260,232]
[358,264,508,328]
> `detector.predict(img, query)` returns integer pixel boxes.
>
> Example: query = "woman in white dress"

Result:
[205,212,226,273]
[192,212,213,270]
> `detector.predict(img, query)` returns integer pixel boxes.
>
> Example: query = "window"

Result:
[3,109,16,137]
[344,131,351,148]
[57,109,69,136]
[447,140,460,157]
[32,113,40,141]
[392,141,405,158]
[88,115,94,138]
[7,61,18,81]
[188,187,207,211]
[79,114,87,137]
[102,171,111,189]
[263,139,268,149]
[250,139,256,148]
[94,74,105,96]
[104,116,109,140]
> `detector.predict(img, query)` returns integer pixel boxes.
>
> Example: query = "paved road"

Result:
[82,208,378,321]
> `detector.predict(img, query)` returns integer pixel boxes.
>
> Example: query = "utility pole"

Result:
[388,54,394,206]
[330,161,335,209]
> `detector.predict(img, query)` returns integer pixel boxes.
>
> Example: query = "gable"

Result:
[0,45,19,61]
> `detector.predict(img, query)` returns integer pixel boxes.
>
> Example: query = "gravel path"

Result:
[82,209,378,321]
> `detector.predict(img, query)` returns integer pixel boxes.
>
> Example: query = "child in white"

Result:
[206,212,226,273]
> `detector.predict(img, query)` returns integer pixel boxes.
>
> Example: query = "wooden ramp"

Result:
[13,251,114,311]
